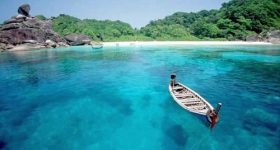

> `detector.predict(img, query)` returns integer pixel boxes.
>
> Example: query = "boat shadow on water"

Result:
[193,113,215,129]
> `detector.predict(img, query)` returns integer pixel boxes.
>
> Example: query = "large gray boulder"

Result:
[18,4,30,17]
[0,18,66,45]
[246,34,263,42]
[267,30,280,44]
[64,34,91,46]
[45,39,56,48]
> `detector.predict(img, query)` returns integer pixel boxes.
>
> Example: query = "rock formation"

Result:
[267,30,280,44]
[64,34,92,46]
[0,4,68,51]
[245,34,263,42]
[245,30,280,44]
[18,4,31,17]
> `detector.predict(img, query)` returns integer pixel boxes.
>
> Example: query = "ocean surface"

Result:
[0,45,279,150]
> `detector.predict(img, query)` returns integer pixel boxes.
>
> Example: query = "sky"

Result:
[0,0,230,28]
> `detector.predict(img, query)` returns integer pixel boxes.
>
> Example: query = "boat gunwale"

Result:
[169,82,214,115]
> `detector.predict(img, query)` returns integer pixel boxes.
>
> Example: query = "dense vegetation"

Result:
[35,15,47,20]
[51,0,280,41]
[52,14,141,41]
[141,0,280,40]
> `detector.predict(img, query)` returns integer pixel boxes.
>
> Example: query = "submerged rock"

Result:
[64,34,91,46]
[243,108,279,135]
[0,140,7,149]
[165,124,188,146]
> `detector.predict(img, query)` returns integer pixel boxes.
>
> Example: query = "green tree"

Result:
[190,19,221,38]
[35,15,47,20]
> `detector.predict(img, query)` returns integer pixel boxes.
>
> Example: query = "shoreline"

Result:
[102,41,273,47]
[2,41,276,52]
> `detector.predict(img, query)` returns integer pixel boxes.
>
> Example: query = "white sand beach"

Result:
[102,41,273,47]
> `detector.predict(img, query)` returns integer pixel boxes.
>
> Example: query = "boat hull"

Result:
[169,82,218,124]
[169,83,214,114]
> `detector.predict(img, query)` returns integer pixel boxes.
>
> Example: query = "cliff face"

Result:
[0,4,68,51]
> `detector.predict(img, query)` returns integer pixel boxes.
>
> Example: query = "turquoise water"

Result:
[0,45,280,150]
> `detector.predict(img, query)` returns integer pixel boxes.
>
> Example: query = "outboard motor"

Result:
[209,103,222,129]
[216,103,222,113]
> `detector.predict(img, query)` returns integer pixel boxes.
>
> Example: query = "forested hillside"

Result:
[141,0,280,40]
[52,14,144,41]
[50,0,280,41]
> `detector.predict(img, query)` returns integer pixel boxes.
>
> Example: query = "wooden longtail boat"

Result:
[169,74,222,128]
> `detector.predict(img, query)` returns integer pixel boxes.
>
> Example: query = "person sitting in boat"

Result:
[170,74,178,86]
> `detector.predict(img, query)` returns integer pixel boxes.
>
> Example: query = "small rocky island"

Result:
[0,4,92,51]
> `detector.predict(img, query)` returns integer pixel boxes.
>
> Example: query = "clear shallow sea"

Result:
[0,45,279,150]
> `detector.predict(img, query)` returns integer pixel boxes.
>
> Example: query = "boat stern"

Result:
[206,103,222,128]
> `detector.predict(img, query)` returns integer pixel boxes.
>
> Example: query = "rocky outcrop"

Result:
[245,30,280,44]
[0,4,68,51]
[64,34,91,46]
[246,34,263,42]
[267,30,280,44]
